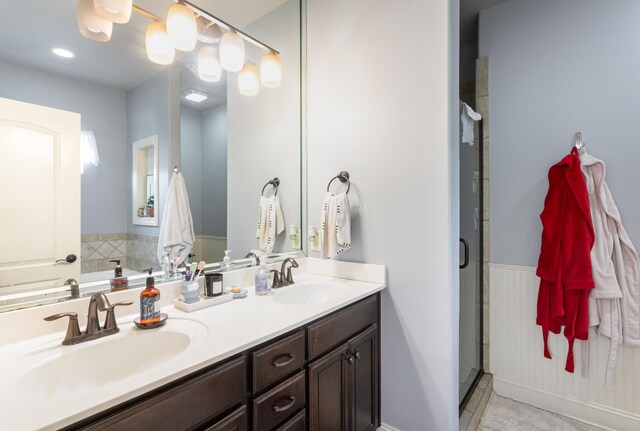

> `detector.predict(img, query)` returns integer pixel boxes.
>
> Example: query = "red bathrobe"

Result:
[536,148,595,373]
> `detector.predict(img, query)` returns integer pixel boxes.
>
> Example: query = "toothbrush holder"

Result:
[180,280,200,304]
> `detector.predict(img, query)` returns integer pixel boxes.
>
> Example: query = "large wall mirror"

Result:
[0,0,304,309]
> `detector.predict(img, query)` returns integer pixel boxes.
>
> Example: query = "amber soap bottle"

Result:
[140,268,160,324]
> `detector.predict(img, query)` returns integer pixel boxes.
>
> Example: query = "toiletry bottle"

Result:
[255,263,271,296]
[140,268,160,324]
[223,250,232,271]
[109,259,128,291]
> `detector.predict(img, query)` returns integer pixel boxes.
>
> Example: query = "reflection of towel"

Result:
[460,101,481,145]
[157,172,195,265]
[256,196,284,252]
[320,192,351,259]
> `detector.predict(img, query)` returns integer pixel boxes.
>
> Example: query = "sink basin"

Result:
[5,318,207,399]
[273,280,349,305]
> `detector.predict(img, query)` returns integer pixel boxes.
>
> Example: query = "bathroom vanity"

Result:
[68,294,379,431]
[0,260,385,431]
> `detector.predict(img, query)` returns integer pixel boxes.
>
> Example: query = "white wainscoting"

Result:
[193,236,227,263]
[490,263,640,430]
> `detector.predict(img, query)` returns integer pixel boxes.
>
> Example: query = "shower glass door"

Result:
[459,118,483,405]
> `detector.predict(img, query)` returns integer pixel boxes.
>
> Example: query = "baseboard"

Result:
[494,378,640,431]
[378,423,401,431]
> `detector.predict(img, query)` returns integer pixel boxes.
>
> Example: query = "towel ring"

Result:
[326,171,350,194]
[261,177,280,197]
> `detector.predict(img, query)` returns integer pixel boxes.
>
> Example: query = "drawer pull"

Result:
[272,395,296,413]
[272,353,295,368]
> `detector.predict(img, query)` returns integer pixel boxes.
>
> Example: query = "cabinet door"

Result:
[349,325,379,431]
[308,344,350,431]
[205,405,247,431]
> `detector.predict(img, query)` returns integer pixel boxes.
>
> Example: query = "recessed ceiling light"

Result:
[51,48,75,58]
[183,90,209,103]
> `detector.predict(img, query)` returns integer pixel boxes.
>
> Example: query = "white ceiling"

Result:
[460,0,511,44]
[0,0,288,99]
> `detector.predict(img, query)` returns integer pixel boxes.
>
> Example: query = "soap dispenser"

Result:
[255,263,271,296]
[222,250,233,271]
[140,268,160,324]
[109,259,128,291]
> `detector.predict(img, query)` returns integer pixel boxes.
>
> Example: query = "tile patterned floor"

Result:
[478,394,605,431]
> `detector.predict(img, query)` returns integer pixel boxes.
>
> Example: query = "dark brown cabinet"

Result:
[308,325,379,431]
[205,406,248,431]
[69,293,380,431]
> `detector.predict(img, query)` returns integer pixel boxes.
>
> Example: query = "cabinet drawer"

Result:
[253,370,306,431]
[275,410,305,431]
[83,355,246,431]
[307,295,378,360]
[205,405,248,431]
[252,330,305,393]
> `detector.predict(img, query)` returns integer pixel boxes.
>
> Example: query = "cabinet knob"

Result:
[354,351,361,360]
[348,355,355,364]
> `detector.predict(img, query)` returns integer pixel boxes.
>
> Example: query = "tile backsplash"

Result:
[81,233,159,273]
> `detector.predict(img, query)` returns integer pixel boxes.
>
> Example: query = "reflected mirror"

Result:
[132,135,159,226]
[0,0,303,307]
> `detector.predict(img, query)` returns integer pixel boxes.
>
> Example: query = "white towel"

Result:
[460,101,481,145]
[256,195,284,252]
[157,172,195,265]
[320,192,351,259]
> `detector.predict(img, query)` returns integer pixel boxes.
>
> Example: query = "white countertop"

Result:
[0,259,385,431]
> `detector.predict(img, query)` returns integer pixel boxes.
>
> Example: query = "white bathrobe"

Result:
[581,151,640,387]
[157,172,195,266]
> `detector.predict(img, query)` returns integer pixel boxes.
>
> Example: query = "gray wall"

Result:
[307,0,459,429]
[180,107,204,235]
[126,67,180,237]
[202,104,228,238]
[480,0,640,266]
[179,104,227,238]
[227,0,301,255]
[0,59,128,234]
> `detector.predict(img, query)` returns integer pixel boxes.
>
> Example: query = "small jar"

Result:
[205,273,223,297]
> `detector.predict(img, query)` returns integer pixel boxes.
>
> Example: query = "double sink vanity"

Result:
[0,258,385,431]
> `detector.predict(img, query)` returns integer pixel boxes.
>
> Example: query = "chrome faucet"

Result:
[44,292,133,345]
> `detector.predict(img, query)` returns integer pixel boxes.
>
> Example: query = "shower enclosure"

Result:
[459,117,483,407]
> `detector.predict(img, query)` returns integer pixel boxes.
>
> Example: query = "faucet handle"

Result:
[270,270,281,289]
[103,301,133,331]
[44,312,81,345]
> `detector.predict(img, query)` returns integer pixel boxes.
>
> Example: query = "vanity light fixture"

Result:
[166,3,197,52]
[183,89,209,103]
[145,21,175,65]
[198,46,222,82]
[260,53,282,88]
[220,31,245,72]
[238,63,260,96]
[76,0,283,95]
[51,48,75,59]
[93,0,133,24]
[76,0,113,42]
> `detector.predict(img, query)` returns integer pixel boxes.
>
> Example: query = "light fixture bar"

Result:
[178,0,279,55]
[132,4,163,22]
